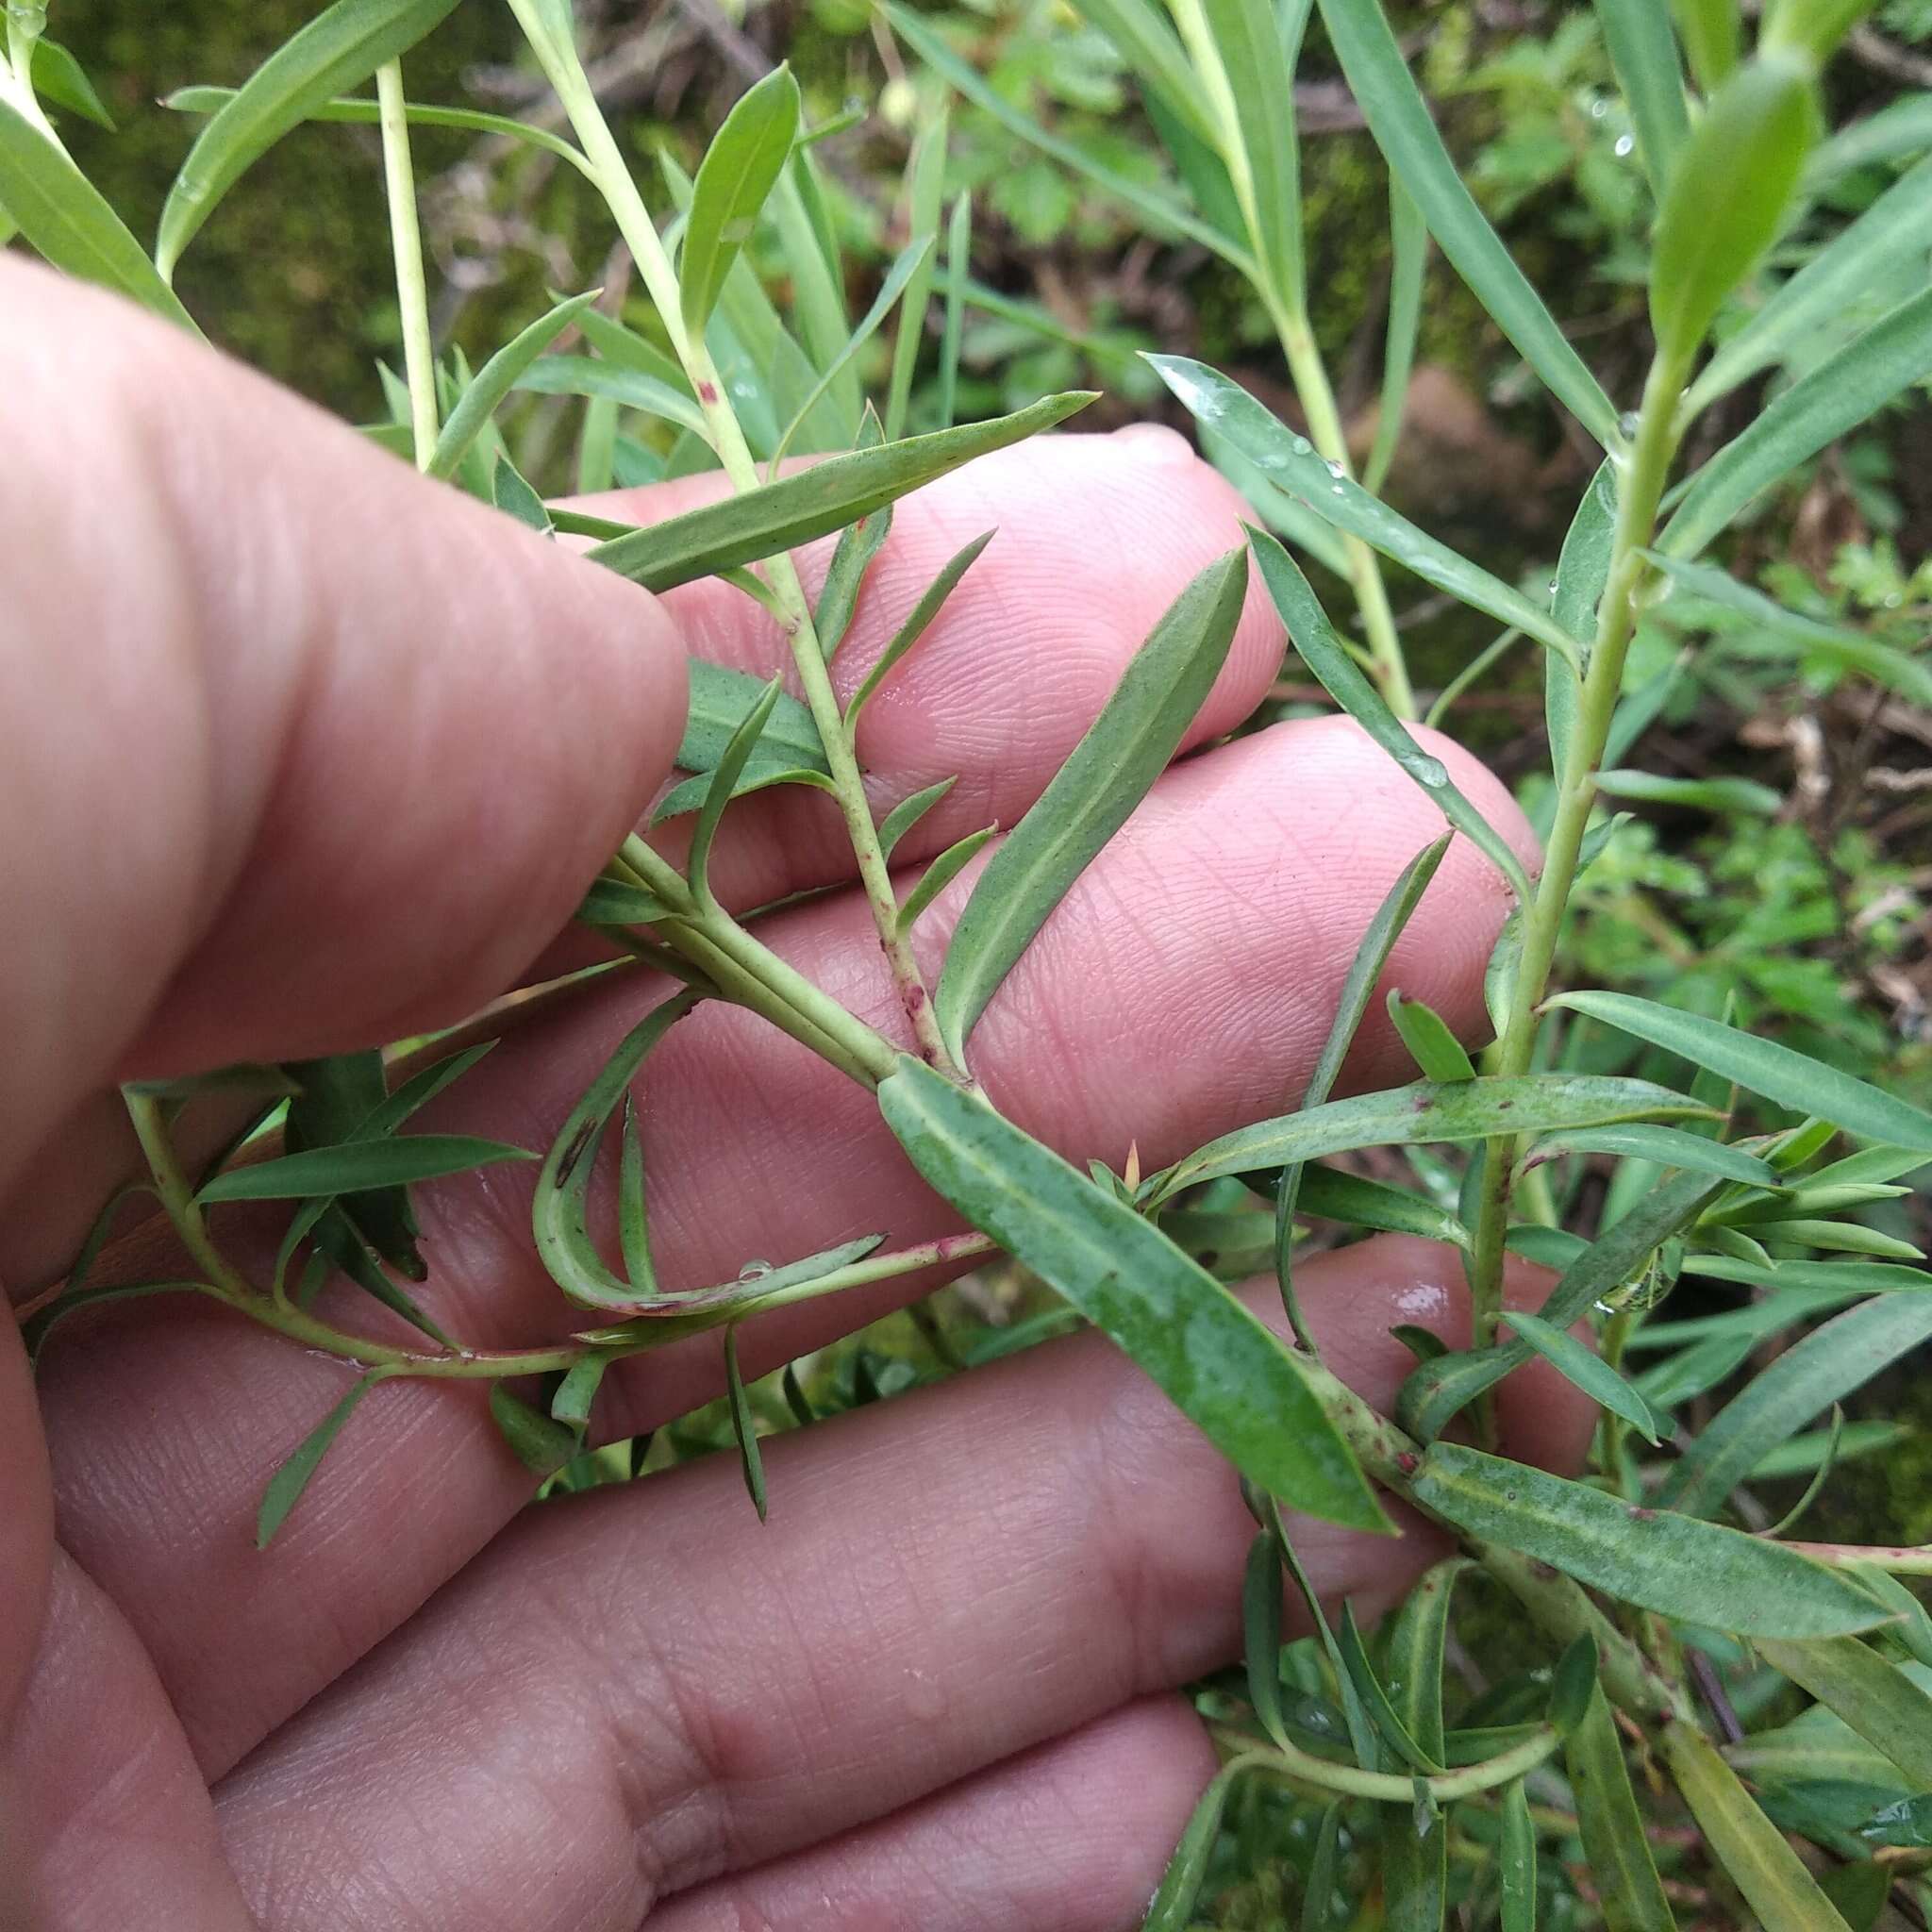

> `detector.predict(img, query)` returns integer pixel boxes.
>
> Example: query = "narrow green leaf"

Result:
[879,1056,1387,1529]
[1650,54,1819,365]
[1389,991,1476,1083]
[1312,0,1623,446]
[1758,1637,1932,1790]
[587,391,1095,591]
[1660,1294,1932,1516]
[1549,1635,1601,1736]
[513,354,710,440]
[1244,1530,1291,1750]
[815,407,891,658]
[1141,1764,1237,1930]
[0,95,199,331]
[1153,372,1583,671]
[617,1096,655,1298]
[1412,1444,1890,1637]
[576,878,672,926]
[158,0,462,279]
[1643,551,1932,708]
[1593,0,1690,194]
[1807,94,1932,189]
[888,4,1242,265]
[197,1135,531,1202]
[258,1371,388,1547]
[532,993,700,1310]
[1340,1601,1444,1774]
[690,676,782,898]
[1244,529,1537,903]
[1386,1558,1462,1763]
[724,1325,768,1522]
[488,1382,578,1478]
[1661,286,1932,560]
[1499,1308,1665,1444]
[1528,1123,1778,1187]
[939,191,971,431]
[1546,991,1932,1151]
[650,761,835,826]
[680,65,801,341]
[1074,0,1217,142]
[934,547,1247,1067]
[24,1279,219,1365]
[1566,1684,1679,1932]
[491,454,551,533]
[845,529,995,727]
[284,1049,418,1276]
[1661,1720,1856,1932]
[1198,0,1307,307]
[883,106,947,441]
[1303,1801,1345,1932]
[897,826,995,934]
[1296,1165,1471,1249]
[1158,1074,1707,1200]
[427,291,598,479]
[876,777,957,860]
[1596,768,1782,814]
[1364,179,1426,496]
[1674,0,1740,89]
[165,84,595,177]
[1499,1778,1539,1932]
[31,41,115,129]
[1688,154,1932,411]
[1547,462,1617,782]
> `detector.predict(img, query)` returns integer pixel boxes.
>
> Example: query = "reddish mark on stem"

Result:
[698,380,719,404]
[906,983,927,1011]
[1396,1451,1420,1476]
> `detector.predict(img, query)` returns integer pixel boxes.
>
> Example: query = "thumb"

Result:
[0,258,686,1201]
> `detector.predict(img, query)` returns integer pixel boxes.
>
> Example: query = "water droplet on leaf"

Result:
[738,1259,774,1281]
[1613,133,1635,158]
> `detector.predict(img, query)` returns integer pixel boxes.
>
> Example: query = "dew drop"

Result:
[1590,98,1607,119]
[1884,591,1905,608]
[1332,483,1344,493]
[1324,458,1345,480]
[738,1259,774,1281]
[1548,578,1560,596]
[1613,133,1635,158]
[1291,434,1313,457]
[1619,410,1642,438]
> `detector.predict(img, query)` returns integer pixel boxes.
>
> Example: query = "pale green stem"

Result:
[3,14,63,145]
[375,59,439,469]
[1227,1722,1562,1806]
[1786,1541,1932,1574]
[509,8,958,1076]
[1466,348,1695,1361]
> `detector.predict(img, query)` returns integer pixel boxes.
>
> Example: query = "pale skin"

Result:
[0,256,1591,1930]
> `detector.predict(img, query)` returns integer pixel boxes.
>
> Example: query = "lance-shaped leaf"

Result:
[1546,460,1617,783]
[1593,0,1689,195]
[844,529,995,728]
[1674,0,1740,88]
[1528,1123,1778,1188]
[1661,1721,1857,1932]
[1660,286,1932,560]
[1152,374,1583,670]
[167,83,595,177]
[1499,1308,1665,1444]
[1244,530,1536,902]
[1296,1166,1472,1249]
[1312,0,1622,447]
[1567,1682,1679,1932]
[1411,1445,1890,1638]
[875,777,956,860]
[425,292,598,479]
[587,391,1093,590]
[1687,153,1932,412]
[1757,1637,1932,1790]
[933,547,1247,1068]
[680,65,801,341]
[1389,991,1475,1083]
[158,0,463,279]
[532,993,700,1310]
[1498,1778,1538,1932]
[0,95,199,332]
[1650,53,1820,366]
[1156,1074,1706,1201]
[897,826,994,935]
[878,1056,1388,1529]
[197,1135,531,1202]
[31,41,115,129]
[724,1325,768,1521]
[1547,991,1932,1150]
[1364,178,1426,497]
[690,677,782,899]
[489,1382,578,1477]
[1378,1564,1462,1927]
[258,1368,392,1547]
[1660,1294,1932,1516]
[884,107,947,441]
[513,355,710,441]
[1243,1529,1291,1750]
[815,408,891,658]
[1141,1764,1238,1930]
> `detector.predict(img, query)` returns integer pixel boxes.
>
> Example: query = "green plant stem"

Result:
[375,58,438,471]
[510,8,960,1077]
[1466,349,1694,1363]
[1268,291,1418,719]
[1226,1721,1563,1806]
[125,1091,264,1306]
[1787,1541,1932,1574]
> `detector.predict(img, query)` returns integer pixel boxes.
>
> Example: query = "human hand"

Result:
[1,258,1588,1931]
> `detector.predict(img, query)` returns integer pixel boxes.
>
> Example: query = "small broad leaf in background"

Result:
[158,0,463,279]
[489,1382,579,1478]
[1757,1636,1932,1790]
[0,95,200,331]
[680,65,801,341]
[1661,1720,1857,1932]
[1547,991,1932,1151]
[1411,1445,1890,1638]
[934,546,1247,1068]
[258,1369,391,1547]
[675,658,828,789]
[1862,1795,1932,1849]
[1649,54,1819,367]
[1311,0,1623,447]
[1388,991,1475,1083]
[587,391,1094,590]
[197,1135,533,1203]
[1243,529,1536,903]
[1566,1683,1679,1932]
[31,41,116,129]
[879,1055,1388,1529]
